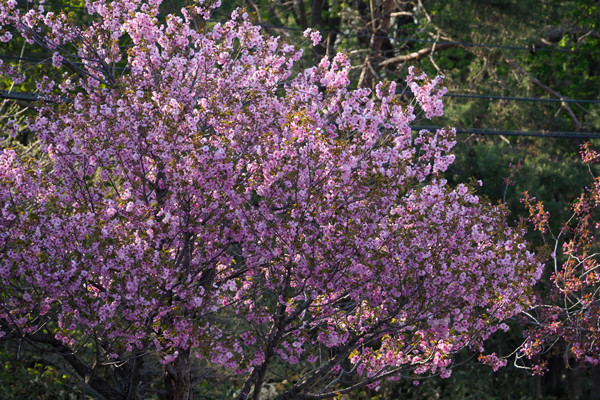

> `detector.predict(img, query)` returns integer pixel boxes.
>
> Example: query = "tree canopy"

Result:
[0,0,548,399]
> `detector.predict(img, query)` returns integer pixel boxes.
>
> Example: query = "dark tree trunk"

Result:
[566,365,582,400]
[113,353,144,400]
[591,365,600,400]
[293,0,308,29]
[358,0,394,88]
[165,348,192,400]
[310,0,324,31]
[533,373,542,400]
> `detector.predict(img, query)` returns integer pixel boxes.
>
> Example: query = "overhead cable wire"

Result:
[2,90,597,139]
[391,86,600,104]
[3,0,584,53]
[7,1,584,55]
[3,84,600,106]
[0,55,52,63]
[0,54,129,72]
[412,125,600,139]
[4,50,600,105]
[377,85,600,104]
[0,90,71,102]
[15,0,85,9]
[443,93,600,104]
[254,23,583,54]
[1,90,39,101]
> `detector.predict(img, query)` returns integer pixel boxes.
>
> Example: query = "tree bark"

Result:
[293,0,308,29]
[114,353,144,400]
[358,0,394,88]
[378,43,459,68]
[18,332,126,400]
[165,348,192,400]
[566,365,582,400]
[591,365,600,400]
[310,0,324,30]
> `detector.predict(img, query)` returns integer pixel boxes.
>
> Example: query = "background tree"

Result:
[520,143,600,399]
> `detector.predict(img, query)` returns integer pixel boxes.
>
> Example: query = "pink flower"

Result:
[303,28,322,46]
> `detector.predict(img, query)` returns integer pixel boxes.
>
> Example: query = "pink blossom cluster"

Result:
[0,0,543,396]
[407,66,447,119]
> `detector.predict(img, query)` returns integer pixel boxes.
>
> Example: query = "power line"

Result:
[0,90,70,102]
[0,82,600,104]
[3,86,600,107]
[15,0,84,9]
[6,1,587,55]
[2,90,597,139]
[392,87,600,104]
[255,23,583,54]
[0,55,52,63]
[4,52,600,105]
[1,90,38,101]
[372,85,600,105]
[443,93,600,104]
[0,54,129,72]
[412,125,600,139]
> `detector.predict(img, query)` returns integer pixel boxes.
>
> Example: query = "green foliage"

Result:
[448,137,600,231]
[0,344,89,400]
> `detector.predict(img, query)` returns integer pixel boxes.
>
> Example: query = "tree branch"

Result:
[292,0,308,29]
[358,0,394,88]
[390,11,413,18]
[378,42,459,68]
[504,58,582,131]
[22,332,125,400]
[545,26,600,43]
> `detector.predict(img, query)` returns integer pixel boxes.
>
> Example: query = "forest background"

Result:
[1,0,599,399]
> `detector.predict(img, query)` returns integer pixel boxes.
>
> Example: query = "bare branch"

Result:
[378,42,459,68]
[504,58,582,131]
[20,332,125,400]
[390,11,413,18]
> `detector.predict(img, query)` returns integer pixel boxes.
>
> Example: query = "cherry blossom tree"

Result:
[520,143,600,374]
[0,0,542,399]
